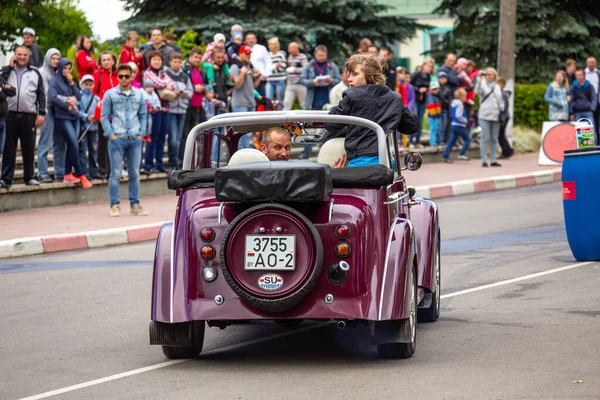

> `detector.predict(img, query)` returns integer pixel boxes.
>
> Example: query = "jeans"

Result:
[145,111,169,170]
[283,83,307,110]
[479,119,501,164]
[266,80,285,101]
[428,117,440,146]
[443,125,471,159]
[168,113,186,168]
[78,126,99,179]
[233,106,255,149]
[256,80,266,97]
[52,126,67,180]
[108,137,142,207]
[410,101,426,145]
[37,110,54,178]
[0,120,5,157]
[56,118,83,178]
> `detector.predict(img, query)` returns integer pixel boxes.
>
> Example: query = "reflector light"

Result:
[335,224,351,239]
[200,228,215,242]
[202,266,218,282]
[201,245,215,260]
[335,242,351,258]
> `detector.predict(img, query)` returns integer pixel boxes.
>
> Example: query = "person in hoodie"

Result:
[164,52,192,170]
[544,70,570,122]
[48,58,92,189]
[37,48,63,183]
[426,81,442,147]
[76,36,98,80]
[324,54,419,168]
[77,75,101,179]
[142,50,175,173]
[92,51,119,179]
[570,68,597,129]
[442,88,471,163]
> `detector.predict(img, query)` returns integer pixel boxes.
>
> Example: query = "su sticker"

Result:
[258,274,284,291]
[562,181,576,200]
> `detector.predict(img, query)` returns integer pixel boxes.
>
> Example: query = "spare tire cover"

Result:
[220,203,323,313]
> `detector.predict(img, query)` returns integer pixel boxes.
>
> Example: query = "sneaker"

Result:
[457,155,470,161]
[110,204,121,217]
[131,203,148,216]
[25,179,40,186]
[470,126,482,138]
[491,162,502,167]
[442,157,453,164]
[80,176,93,189]
[64,173,81,183]
[39,176,53,184]
[0,180,11,189]
[482,163,489,168]
[140,168,152,176]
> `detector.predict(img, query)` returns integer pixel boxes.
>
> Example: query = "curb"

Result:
[0,168,562,260]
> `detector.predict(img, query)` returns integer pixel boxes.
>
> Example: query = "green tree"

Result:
[119,0,423,64]
[431,0,600,83]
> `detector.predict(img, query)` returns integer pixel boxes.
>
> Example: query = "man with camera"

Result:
[0,46,46,189]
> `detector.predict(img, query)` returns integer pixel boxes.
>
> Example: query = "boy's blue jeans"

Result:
[168,113,186,169]
[443,125,471,159]
[108,137,142,207]
[37,110,54,178]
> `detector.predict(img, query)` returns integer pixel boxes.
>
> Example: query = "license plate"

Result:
[245,235,295,270]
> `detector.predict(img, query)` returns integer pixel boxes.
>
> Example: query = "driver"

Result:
[260,127,292,161]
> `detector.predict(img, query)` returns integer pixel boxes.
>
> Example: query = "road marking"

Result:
[19,261,595,399]
[440,261,594,299]
[18,322,332,400]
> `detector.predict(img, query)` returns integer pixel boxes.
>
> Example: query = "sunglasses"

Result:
[118,74,131,79]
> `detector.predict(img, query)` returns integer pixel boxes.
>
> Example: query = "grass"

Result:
[512,125,541,154]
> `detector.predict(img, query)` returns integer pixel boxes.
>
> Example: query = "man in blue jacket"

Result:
[570,68,597,130]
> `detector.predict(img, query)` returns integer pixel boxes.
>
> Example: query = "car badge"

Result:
[258,274,284,291]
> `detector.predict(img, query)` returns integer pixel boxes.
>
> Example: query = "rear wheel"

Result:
[377,265,417,359]
[160,321,205,359]
[418,234,441,322]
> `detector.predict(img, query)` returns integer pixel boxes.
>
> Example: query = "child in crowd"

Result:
[203,85,227,164]
[396,67,415,150]
[324,54,419,168]
[442,88,471,163]
[426,81,442,147]
[437,72,452,144]
[78,74,101,179]
[128,62,142,89]
[496,76,514,158]
[227,32,244,63]
[144,82,161,137]
[165,52,193,170]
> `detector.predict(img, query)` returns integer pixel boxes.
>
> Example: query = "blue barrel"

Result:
[562,147,600,261]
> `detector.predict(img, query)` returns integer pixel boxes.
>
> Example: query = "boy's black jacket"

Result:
[324,84,419,160]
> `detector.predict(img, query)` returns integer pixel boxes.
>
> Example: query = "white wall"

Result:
[397,14,454,72]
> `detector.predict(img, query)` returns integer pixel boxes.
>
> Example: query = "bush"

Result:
[513,83,548,131]
[512,125,541,154]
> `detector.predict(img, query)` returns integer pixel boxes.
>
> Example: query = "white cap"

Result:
[23,27,36,36]
[81,74,95,84]
[214,33,226,44]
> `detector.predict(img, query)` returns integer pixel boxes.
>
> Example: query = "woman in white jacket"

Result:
[476,68,505,167]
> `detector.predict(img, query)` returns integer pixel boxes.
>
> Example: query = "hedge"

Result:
[513,83,548,131]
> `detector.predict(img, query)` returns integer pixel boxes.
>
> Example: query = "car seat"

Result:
[228,148,270,165]
[317,138,346,167]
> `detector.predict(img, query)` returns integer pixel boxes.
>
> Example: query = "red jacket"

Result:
[467,68,479,103]
[120,45,145,82]
[76,50,98,80]
[92,68,119,100]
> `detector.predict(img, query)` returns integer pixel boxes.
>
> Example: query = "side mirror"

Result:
[402,151,423,171]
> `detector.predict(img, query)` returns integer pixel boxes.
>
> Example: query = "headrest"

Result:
[229,148,269,165]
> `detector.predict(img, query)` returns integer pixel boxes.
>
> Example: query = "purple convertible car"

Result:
[149,111,441,359]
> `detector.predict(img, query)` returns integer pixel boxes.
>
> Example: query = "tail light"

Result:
[201,245,215,260]
[335,242,351,258]
[335,224,351,239]
[200,227,215,242]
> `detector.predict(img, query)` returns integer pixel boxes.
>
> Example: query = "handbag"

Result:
[158,88,177,101]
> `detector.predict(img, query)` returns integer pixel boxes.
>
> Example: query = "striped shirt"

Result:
[268,50,287,81]
[285,53,309,85]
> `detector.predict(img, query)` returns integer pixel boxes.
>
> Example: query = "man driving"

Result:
[260,127,291,161]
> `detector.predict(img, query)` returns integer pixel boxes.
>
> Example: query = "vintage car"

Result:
[149,111,441,359]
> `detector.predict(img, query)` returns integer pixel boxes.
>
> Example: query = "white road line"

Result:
[18,322,332,400]
[19,261,595,400]
[440,261,594,299]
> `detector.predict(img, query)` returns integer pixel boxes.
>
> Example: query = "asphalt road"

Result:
[1,183,599,400]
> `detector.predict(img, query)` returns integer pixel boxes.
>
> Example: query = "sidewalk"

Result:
[0,153,561,257]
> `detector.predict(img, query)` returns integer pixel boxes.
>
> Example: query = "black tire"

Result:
[418,233,441,322]
[377,264,417,359]
[220,203,324,313]
[161,321,205,359]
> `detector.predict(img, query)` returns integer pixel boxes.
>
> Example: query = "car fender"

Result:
[410,199,440,293]
[377,217,415,321]
[151,221,173,323]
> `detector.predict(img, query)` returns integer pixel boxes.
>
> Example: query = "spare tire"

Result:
[220,203,323,313]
